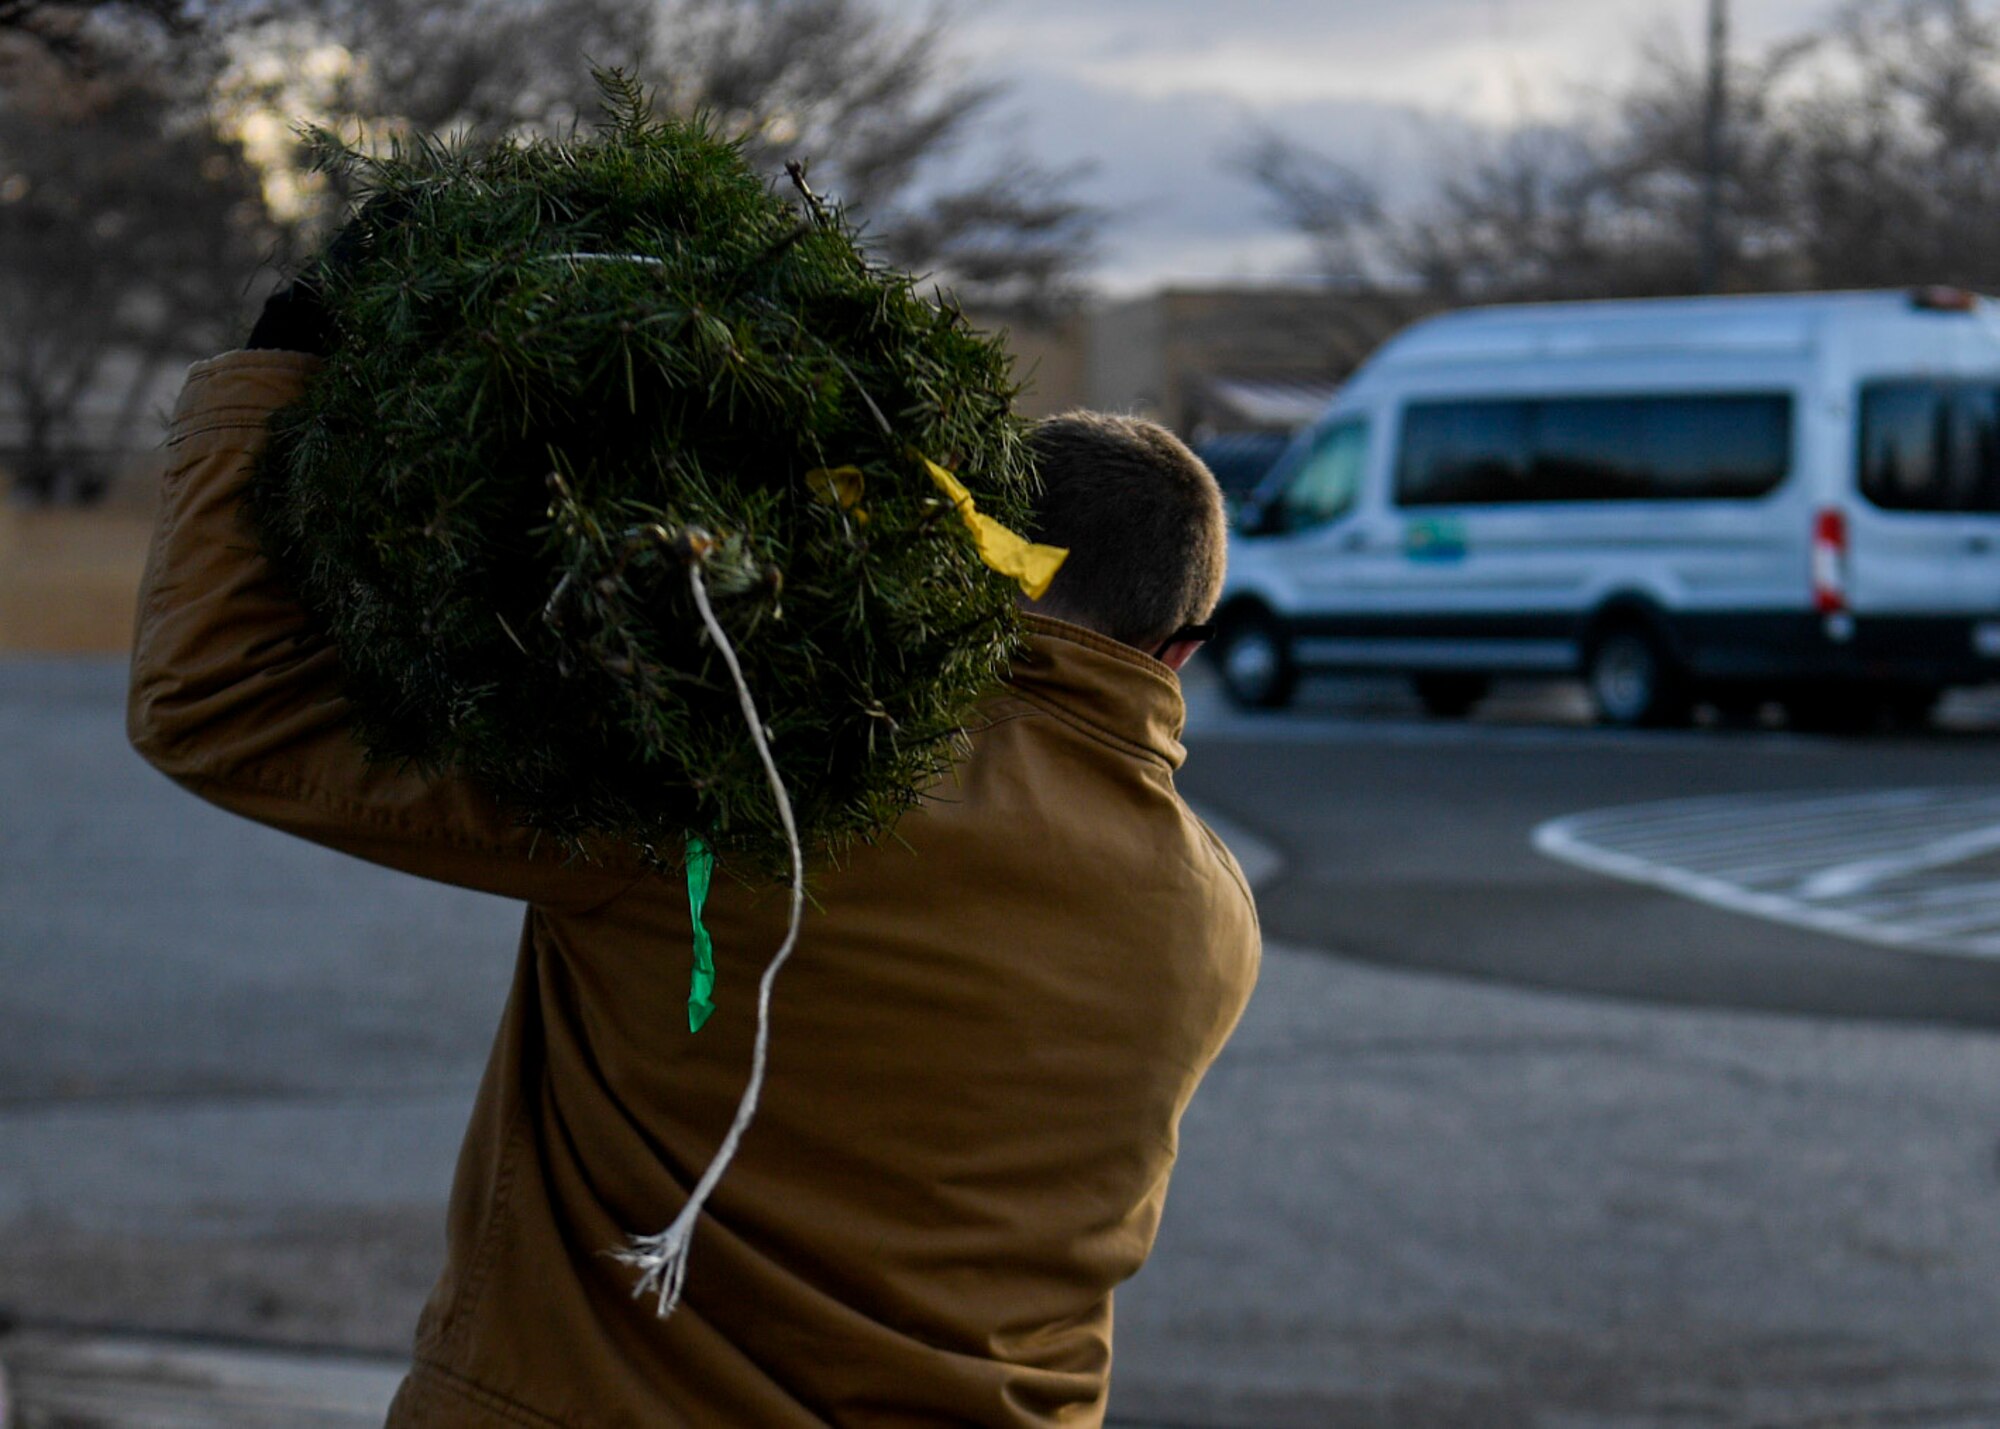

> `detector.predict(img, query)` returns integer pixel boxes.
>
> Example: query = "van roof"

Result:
[1373,289,1999,367]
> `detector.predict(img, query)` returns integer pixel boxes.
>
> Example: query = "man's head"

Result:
[1023,411,1227,664]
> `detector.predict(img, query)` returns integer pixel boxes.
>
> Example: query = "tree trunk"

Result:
[12,394,60,504]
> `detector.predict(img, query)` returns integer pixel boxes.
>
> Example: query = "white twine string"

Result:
[612,559,806,1318]
[547,252,665,266]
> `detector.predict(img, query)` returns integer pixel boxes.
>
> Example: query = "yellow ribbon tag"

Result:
[923,458,1068,600]
[805,465,868,524]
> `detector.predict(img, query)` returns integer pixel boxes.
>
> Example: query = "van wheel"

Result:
[1213,609,1297,710]
[1586,625,1692,728]
[1412,674,1489,719]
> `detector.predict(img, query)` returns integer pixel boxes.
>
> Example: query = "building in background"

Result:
[977,283,1414,499]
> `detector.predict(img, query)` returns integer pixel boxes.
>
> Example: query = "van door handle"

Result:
[1338,530,1370,552]
[1969,536,1994,555]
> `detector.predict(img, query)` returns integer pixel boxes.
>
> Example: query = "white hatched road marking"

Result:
[1533,788,2000,959]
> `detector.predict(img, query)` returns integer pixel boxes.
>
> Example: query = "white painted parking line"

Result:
[1800,822,2000,899]
[1534,788,2000,960]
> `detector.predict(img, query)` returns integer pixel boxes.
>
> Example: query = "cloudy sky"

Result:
[898,0,1840,291]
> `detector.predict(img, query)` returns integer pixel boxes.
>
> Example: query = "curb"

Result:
[0,1329,1195,1428]
[0,1331,404,1429]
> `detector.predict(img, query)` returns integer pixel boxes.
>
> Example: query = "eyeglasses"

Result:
[1151,622,1215,659]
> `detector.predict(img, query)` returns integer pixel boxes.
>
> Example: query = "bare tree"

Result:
[0,31,277,500]
[271,0,651,139]
[0,0,1092,501]
[1233,129,1424,366]
[0,0,189,33]
[1247,0,2000,310]
[646,0,1094,309]
[1776,0,2000,290]
[246,0,1095,312]
[0,0,194,67]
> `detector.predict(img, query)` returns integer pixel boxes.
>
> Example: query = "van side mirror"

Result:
[1235,499,1279,536]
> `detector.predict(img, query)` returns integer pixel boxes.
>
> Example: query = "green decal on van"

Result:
[1405,517,1467,562]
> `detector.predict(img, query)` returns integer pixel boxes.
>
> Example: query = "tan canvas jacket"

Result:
[129,350,1262,1428]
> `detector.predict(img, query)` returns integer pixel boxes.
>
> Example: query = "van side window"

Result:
[1275,419,1368,531]
[1860,381,2000,513]
[1397,401,1530,505]
[1396,394,1792,505]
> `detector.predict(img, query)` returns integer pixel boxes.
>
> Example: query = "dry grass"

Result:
[0,499,158,655]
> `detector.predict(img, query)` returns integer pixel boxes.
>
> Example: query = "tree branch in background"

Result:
[278,0,651,139]
[0,12,279,500]
[0,0,1095,500]
[1247,0,2000,308]
[0,0,190,31]
[1239,129,1386,289]
[263,0,1096,313]
[0,0,194,67]
[1235,128,1431,360]
[870,158,1097,317]
[650,0,1097,312]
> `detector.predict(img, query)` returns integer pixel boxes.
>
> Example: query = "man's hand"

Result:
[244,278,335,355]
[244,195,410,355]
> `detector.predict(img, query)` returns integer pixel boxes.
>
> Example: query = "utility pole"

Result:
[1698,0,1729,294]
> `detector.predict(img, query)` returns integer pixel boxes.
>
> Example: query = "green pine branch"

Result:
[250,68,1031,876]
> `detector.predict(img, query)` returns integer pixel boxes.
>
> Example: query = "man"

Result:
[128,340,1260,1425]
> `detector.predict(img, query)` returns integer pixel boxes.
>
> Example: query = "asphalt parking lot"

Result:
[8,658,2000,1426]
[1180,668,2000,1026]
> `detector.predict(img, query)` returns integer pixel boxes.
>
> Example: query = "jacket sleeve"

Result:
[127,349,645,912]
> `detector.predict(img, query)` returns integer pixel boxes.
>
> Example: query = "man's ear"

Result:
[1156,640,1204,673]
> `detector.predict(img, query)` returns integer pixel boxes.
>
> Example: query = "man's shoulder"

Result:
[916,706,1253,920]
[1186,805,1261,922]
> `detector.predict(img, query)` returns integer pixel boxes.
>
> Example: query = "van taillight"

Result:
[1911,285,1979,313]
[1812,508,1848,614]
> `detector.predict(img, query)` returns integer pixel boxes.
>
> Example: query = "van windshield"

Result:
[1859,380,2000,513]
[1271,419,1367,532]
[1396,393,1792,506]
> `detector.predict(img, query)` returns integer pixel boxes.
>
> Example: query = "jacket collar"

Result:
[1004,613,1188,770]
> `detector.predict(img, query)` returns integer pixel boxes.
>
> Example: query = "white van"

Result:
[1213,288,2000,727]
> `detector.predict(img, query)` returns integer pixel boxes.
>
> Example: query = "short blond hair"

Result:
[1024,411,1227,648]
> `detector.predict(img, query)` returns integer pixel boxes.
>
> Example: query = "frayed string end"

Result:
[613,1215,697,1317]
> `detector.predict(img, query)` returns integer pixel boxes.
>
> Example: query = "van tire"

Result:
[1412,673,1489,719]
[1585,624,1692,728]
[1213,608,1297,710]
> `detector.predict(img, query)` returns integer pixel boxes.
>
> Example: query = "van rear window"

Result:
[1859,381,2000,513]
[1396,394,1793,506]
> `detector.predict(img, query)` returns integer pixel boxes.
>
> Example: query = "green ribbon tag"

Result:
[685,834,716,1032]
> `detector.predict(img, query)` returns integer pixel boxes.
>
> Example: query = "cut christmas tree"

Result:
[250,69,1056,876]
